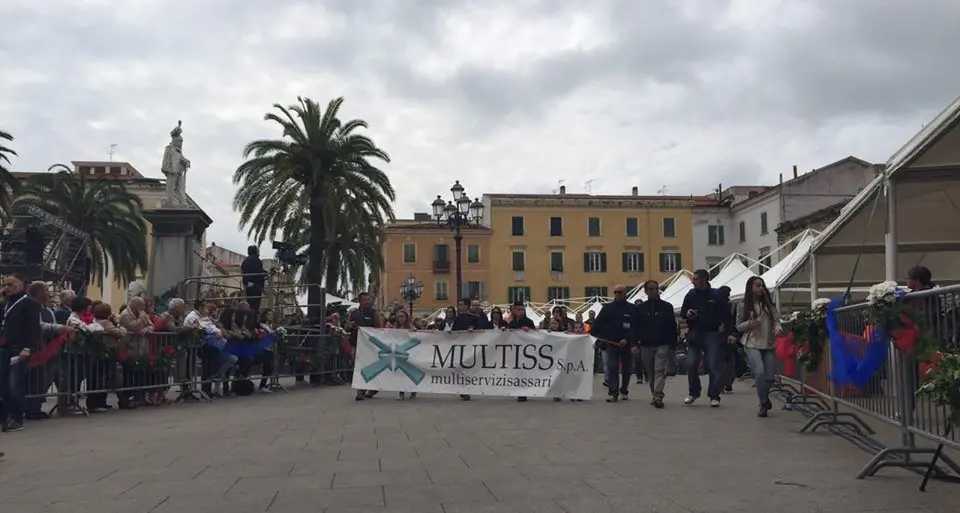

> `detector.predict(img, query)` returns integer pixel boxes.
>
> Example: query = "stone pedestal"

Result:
[144,208,212,306]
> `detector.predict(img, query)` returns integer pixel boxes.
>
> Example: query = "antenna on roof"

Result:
[108,143,118,162]
[657,185,668,196]
[584,179,595,194]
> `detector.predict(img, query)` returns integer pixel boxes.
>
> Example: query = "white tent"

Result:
[760,230,816,290]
[296,292,359,312]
[661,274,694,309]
[711,255,754,298]
[781,93,960,294]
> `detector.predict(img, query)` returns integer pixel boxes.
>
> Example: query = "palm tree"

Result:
[0,129,22,219]
[233,97,395,313]
[13,164,149,287]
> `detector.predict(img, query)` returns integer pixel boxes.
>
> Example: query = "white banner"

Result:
[352,328,595,400]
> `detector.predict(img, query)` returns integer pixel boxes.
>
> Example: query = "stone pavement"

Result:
[1,376,959,512]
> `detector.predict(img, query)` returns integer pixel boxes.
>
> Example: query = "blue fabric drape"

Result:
[826,297,888,388]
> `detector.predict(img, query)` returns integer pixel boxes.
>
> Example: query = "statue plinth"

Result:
[144,207,212,302]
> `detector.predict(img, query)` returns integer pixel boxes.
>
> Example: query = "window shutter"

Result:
[659,253,666,272]
[676,253,682,270]
[600,252,608,272]
[583,253,590,272]
[638,253,645,273]
[621,252,629,272]
[563,286,570,299]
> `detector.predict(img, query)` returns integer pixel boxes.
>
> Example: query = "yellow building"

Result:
[483,187,696,304]
[380,217,492,314]
[14,161,210,310]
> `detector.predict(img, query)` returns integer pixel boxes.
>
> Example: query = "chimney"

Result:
[792,165,798,179]
[559,185,566,195]
[631,186,638,196]
[779,173,783,185]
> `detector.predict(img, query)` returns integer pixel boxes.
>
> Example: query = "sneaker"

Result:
[636,378,643,384]
[758,407,768,418]
[258,388,274,394]
[763,400,773,410]
[620,393,629,402]
[517,397,527,402]
[602,381,609,388]
[724,385,734,394]
[710,399,720,407]
[2,420,24,433]
[409,393,417,400]
[606,395,618,403]
[355,391,366,401]
[397,392,406,401]
[460,395,471,401]
[683,396,697,405]
[652,398,665,409]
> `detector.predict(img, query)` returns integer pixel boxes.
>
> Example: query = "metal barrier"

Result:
[774,285,960,481]
[21,324,355,415]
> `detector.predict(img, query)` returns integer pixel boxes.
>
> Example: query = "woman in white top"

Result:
[736,276,782,418]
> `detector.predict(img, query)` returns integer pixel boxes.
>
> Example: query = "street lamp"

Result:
[432,180,485,303]
[399,274,424,315]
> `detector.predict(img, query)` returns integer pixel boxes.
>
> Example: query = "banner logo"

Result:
[360,336,426,385]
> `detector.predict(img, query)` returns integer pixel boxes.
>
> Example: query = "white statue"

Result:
[161,120,191,206]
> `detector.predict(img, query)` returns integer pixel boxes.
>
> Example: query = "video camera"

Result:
[272,240,307,267]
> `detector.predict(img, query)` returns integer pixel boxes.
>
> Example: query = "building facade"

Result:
[14,161,210,310]
[691,156,880,274]
[379,217,492,314]
[481,186,696,304]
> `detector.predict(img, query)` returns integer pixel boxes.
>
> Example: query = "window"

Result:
[547,286,570,303]
[584,251,607,273]
[466,244,480,263]
[434,244,450,263]
[511,250,525,271]
[622,252,644,273]
[706,257,723,279]
[738,221,746,242]
[760,212,769,234]
[403,243,416,263]
[625,217,639,237]
[659,252,681,272]
[434,281,448,301]
[662,217,676,238]
[708,225,725,246]
[549,217,563,236]
[550,251,564,272]
[511,216,524,236]
[507,286,531,303]
[464,281,485,300]
[759,247,772,271]
[588,217,601,237]
[585,286,609,298]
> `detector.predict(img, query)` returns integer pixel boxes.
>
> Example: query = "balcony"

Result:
[433,260,451,273]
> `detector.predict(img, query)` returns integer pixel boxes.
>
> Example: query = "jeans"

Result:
[600,343,612,383]
[744,347,776,406]
[604,344,632,397]
[640,345,671,399]
[686,332,724,400]
[4,354,28,423]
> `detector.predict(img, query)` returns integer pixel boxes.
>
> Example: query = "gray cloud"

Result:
[1,0,957,255]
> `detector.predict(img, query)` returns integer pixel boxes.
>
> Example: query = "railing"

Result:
[18,325,354,416]
[432,260,451,273]
[774,284,960,482]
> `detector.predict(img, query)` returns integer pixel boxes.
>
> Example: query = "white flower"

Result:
[788,311,800,322]
[867,281,899,306]
[812,298,830,312]
[276,326,288,336]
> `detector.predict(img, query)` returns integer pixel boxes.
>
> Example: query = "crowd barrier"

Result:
[773,284,960,483]
[19,325,354,415]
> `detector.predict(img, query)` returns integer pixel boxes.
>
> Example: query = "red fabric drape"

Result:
[775,332,798,378]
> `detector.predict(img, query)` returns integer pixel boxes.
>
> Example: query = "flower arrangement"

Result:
[865,281,936,360]
[787,299,829,372]
[917,352,960,427]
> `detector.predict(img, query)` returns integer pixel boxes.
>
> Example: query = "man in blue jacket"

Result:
[592,285,636,402]
[632,280,677,408]
[679,269,734,407]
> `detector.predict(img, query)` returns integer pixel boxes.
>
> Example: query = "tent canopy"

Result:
[711,255,753,299]
[782,94,960,290]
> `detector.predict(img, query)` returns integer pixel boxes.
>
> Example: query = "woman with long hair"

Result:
[736,276,782,418]
[392,309,418,400]
[489,307,507,329]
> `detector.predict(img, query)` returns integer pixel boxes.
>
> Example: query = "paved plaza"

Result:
[1,377,959,512]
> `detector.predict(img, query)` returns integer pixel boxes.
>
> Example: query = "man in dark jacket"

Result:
[347,292,382,400]
[241,245,266,312]
[451,298,490,400]
[2,281,48,432]
[592,285,636,402]
[679,269,734,407]
[632,280,677,408]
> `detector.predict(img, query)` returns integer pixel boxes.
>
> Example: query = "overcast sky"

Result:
[2,0,959,255]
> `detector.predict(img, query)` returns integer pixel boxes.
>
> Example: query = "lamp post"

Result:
[399,274,424,315]
[432,181,485,303]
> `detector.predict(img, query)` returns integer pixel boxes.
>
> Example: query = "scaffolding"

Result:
[0,204,89,293]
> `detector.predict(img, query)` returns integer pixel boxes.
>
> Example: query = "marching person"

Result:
[451,298,490,400]
[506,301,537,403]
[347,292,382,401]
[680,269,734,407]
[592,284,636,403]
[632,280,677,409]
[392,309,418,401]
[736,276,782,417]
[717,285,740,394]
